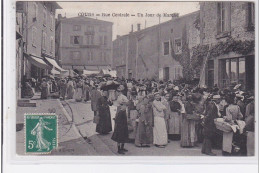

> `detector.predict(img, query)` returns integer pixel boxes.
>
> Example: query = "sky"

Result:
[56,1,200,40]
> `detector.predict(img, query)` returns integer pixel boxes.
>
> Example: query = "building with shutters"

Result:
[112,11,200,81]
[199,2,255,90]
[56,15,113,74]
[16,1,62,98]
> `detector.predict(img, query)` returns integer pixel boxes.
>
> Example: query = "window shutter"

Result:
[225,2,231,32]
[99,36,102,45]
[104,36,107,45]
[91,51,94,61]
[70,51,73,59]
[79,36,83,45]
[91,35,94,45]
[70,36,74,44]
[217,2,221,34]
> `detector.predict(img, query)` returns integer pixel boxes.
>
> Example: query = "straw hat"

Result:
[117,85,125,91]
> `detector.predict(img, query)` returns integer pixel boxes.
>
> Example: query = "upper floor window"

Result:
[103,52,107,62]
[43,10,47,26]
[104,36,107,45]
[218,2,226,33]
[86,35,94,45]
[32,27,37,46]
[87,51,93,61]
[73,25,81,31]
[99,35,107,45]
[99,26,107,32]
[248,2,255,28]
[87,26,94,32]
[174,66,182,79]
[71,51,81,60]
[42,32,47,50]
[100,51,107,62]
[163,41,170,55]
[70,36,82,45]
[217,2,231,35]
[32,3,38,22]
[43,2,47,9]
[174,39,182,54]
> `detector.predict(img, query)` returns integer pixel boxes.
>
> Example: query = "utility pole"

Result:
[126,36,129,79]
[157,16,161,81]
[135,36,138,79]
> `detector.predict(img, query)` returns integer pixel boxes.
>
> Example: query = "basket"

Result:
[186,114,201,121]
[214,119,232,133]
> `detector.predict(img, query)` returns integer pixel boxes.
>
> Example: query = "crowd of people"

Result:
[24,75,255,156]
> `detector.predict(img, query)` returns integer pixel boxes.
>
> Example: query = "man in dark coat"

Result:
[201,95,220,156]
[96,90,112,134]
[90,85,102,117]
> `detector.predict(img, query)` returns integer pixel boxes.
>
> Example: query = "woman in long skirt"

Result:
[59,79,67,100]
[67,79,75,99]
[161,93,171,138]
[111,85,129,154]
[75,81,83,102]
[135,95,154,147]
[168,93,182,140]
[41,78,49,99]
[152,92,167,147]
[96,90,112,134]
[83,82,90,102]
[128,94,138,141]
[181,95,197,147]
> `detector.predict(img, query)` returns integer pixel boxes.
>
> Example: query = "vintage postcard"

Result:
[6,0,258,163]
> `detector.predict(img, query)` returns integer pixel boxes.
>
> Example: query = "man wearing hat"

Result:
[59,79,67,100]
[90,85,102,120]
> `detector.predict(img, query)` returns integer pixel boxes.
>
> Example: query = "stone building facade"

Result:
[200,2,255,90]
[112,35,128,78]
[112,11,200,81]
[16,1,61,97]
[159,11,200,81]
[56,16,113,74]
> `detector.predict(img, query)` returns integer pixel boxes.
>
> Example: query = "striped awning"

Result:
[24,53,51,70]
[45,57,67,72]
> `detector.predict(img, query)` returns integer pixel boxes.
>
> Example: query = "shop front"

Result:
[206,53,254,91]
[24,53,51,81]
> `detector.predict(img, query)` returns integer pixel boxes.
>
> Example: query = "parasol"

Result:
[100,80,120,91]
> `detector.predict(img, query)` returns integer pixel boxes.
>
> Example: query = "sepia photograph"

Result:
[14,1,256,157]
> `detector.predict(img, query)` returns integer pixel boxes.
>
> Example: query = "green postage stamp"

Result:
[25,114,58,154]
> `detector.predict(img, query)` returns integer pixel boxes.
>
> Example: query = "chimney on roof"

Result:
[137,23,141,31]
[117,35,120,39]
[131,24,133,33]
[171,13,179,20]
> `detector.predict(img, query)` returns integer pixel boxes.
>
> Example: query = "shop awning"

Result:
[62,65,72,70]
[73,65,85,70]
[24,53,51,70]
[100,69,117,77]
[45,57,67,72]
[83,70,100,75]
[51,68,61,75]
